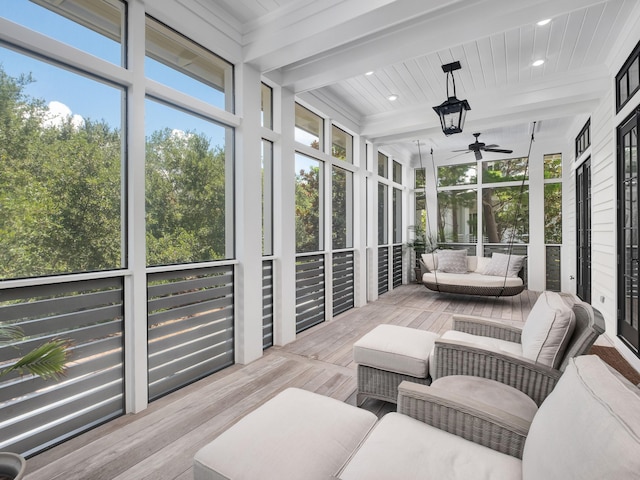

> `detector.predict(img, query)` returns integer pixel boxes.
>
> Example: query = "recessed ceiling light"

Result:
[388,94,399,101]
[532,59,545,67]
[537,18,551,26]
[365,71,374,76]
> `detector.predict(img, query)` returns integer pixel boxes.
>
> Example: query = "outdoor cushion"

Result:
[520,291,575,368]
[338,412,522,480]
[421,272,523,288]
[475,256,492,273]
[353,324,439,378]
[436,249,468,273]
[421,253,438,272]
[483,252,526,277]
[522,356,640,479]
[193,388,377,480]
[429,330,523,378]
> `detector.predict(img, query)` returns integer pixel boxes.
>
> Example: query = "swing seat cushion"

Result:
[421,271,524,289]
[420,253,525,296]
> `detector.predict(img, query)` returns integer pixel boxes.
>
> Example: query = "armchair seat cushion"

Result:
[338,412,522,480]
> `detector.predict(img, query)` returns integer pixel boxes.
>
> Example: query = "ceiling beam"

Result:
[273,0,609,92]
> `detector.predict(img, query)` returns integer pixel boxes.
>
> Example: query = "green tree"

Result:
[295,165,321,252]
[145,128,227,265]
[0,67,122,279]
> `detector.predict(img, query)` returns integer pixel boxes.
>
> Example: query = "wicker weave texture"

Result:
[452,316,523,342]
[357,365,430,404]
[423,281,525,297]
[432,342,561,405]
[398,393,528,458]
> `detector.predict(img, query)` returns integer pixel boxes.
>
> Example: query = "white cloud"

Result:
[43,100,85,129]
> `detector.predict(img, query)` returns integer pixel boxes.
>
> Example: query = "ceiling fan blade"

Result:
[483,148,513,154]
[475,150,483,161]
[483,144,499,148]
[452,148,471,153]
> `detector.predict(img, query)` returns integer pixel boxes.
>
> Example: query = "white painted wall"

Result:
[567,6,640,371]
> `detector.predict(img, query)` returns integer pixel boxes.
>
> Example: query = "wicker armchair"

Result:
[430,293,605,405]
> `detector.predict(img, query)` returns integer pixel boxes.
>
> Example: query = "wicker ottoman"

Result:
[353,324,439,404]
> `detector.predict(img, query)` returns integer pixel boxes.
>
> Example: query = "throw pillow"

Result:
[435,249,468,273]
[475,256,492,273]
[482,252,526,277]
[521,291,576,368]
[421,253,438,272]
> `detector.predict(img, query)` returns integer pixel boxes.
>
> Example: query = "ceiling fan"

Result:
[453,132,513,160]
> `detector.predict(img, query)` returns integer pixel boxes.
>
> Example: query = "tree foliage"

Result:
[295,164,321,252]
[0,66,229,279]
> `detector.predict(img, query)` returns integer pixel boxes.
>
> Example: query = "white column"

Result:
[354,137,368,307]
[125,0,148,413]
[528,146,546,292]
[274,88,297,345]
[234,63,264,363]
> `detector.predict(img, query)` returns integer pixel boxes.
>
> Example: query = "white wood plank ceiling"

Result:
[199,0,640,159]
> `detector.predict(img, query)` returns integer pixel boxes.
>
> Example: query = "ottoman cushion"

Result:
[431,375,538,423]
[353,325,439,378]
[194,388,377,480]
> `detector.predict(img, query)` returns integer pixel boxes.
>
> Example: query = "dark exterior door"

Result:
[618,108,640,354]
[576,158,591,303]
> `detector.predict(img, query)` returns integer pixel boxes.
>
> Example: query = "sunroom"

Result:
[1,0,640,477]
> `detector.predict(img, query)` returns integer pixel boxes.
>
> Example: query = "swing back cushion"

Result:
[521,291,576,368]
[434,249,468,273]
[483,252,527,278]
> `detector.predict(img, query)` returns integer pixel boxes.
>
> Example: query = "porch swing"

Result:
[418,123,536,297]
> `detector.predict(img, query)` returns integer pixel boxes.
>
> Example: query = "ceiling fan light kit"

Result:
[433,61,471,136]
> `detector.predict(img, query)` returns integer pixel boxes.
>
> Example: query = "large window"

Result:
[378,152,388,178]
[544,154,562,244]
[0,0,125,66]
[262,140,274,255]
[438,162,477,186]
[332,167,353,249]
[261,83,273,129]
[145,16,234,112]
[393,187,402,243]
[393,160,402,184]
[576,119,591,158]
[378,183,389,244]
[331,125,353,163]
[145,100,234,265]
[0,47,124,280]
[481,160,529,243]
[295,153,323,252]
[437,163,477,243]
[295,104,323,150]
[617,39,640,112]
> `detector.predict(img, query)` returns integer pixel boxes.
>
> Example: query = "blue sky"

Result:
[0,1,226,145]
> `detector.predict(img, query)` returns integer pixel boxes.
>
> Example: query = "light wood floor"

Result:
[24,284,541,480]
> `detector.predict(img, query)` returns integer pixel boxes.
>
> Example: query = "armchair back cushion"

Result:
[521,291,575,368]
[522,355,640,479]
